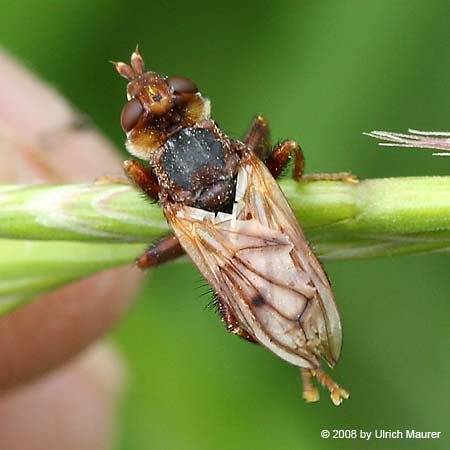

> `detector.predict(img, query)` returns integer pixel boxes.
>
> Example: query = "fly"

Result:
[113,48,350,405]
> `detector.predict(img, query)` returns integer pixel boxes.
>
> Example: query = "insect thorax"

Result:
[157,127,238,212]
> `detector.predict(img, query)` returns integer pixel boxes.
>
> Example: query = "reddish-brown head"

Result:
[113,48,210,160]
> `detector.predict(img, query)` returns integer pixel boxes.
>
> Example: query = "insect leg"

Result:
[124,161,186,268]
[123,159,160,201]
[302,172,358,183]
[95,175,130,184]
[244,115,271,159]
[266,140,305,181]
[136,234,185,269]
[267,141,358,183]
[311,368,350,406]
[300,369,320,403]
[217,298,257,343]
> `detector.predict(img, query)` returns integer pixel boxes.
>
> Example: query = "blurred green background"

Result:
[2,1,449,449]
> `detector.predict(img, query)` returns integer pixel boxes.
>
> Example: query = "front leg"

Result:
[244,115,271,159]
[123,159,161,201]
[266,140,305,181]
[266,140,357,183]
[245,116,357,182]
[302,172,358,183]
[124,159,186,267]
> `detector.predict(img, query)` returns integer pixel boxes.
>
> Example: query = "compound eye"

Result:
[120,97,143,132]
[167,76,198,94]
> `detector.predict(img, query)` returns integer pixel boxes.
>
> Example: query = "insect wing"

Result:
[164,151,342,369]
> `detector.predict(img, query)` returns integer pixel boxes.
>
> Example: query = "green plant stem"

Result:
[0,176,449,312]
[0,239,144,314]
[1,177,449,258]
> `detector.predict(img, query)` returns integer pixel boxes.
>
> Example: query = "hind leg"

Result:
[217,297,257,343]
[302,368,350,406]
